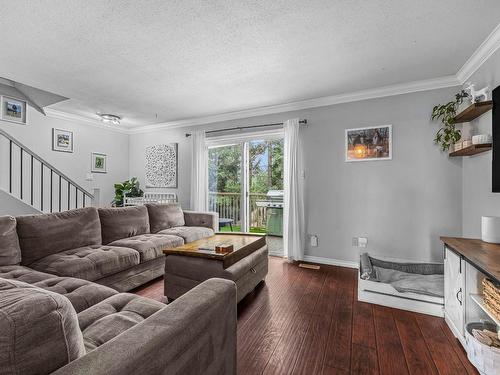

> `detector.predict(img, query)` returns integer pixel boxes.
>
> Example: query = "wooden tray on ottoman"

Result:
[163,233,266,269]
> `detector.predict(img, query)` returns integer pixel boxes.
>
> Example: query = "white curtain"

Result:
[283,118,305,261]
[190,130,208,211]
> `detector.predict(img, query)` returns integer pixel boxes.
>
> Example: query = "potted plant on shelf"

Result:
[112,177,144,207]
[431,90,470,151]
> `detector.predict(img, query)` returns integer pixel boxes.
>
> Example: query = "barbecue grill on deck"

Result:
[256,190,283,236]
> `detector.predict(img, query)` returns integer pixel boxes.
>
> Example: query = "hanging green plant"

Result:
[431,90,470,151]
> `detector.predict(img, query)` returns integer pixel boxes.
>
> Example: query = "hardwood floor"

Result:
[133,256,478,375]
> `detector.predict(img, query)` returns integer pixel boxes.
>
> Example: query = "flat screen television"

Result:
[493,85,500,192]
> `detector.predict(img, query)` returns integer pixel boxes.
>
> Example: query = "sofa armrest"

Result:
[183,210,219,232]
[52,278,237,375]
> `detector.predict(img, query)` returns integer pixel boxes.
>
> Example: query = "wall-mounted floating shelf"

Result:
[449,143,492,157]
[452,101,493,123]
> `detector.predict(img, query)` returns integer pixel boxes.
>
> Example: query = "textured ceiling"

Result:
[1,0,499,128]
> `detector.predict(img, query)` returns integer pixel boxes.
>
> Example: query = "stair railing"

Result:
[0,128,94,213]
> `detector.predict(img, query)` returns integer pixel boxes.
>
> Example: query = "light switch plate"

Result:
[358,237,368,248]
[352,237,359,247]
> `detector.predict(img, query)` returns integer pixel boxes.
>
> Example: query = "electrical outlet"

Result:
[310,235,318,247]
[352,237,359,247]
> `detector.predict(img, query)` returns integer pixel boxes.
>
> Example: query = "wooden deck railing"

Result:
[208,192,267,229]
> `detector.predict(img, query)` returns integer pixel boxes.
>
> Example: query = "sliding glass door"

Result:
[208,134,284,235]
[208,143,243,231]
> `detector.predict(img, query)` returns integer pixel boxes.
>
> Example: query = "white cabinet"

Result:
[444,246,466,341]
[443,241,500,374]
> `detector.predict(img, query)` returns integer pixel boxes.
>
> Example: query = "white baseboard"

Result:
[302,255,358,269]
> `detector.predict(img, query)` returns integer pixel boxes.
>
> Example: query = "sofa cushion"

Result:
[29,245,140,282]
[99,206,150,245]
[146,203,185,233]
[17,207,102,266]
[0,265,55,283]
[78,293,165,351]
[109,233,184,262]
[0,265,117,313]
[0,216,21,266]
[0,278,85,375]
[158,226,214,243]
[33,277,118,313]
[183,210,219,232]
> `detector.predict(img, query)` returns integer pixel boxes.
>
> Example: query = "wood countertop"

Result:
[440,237,500,282]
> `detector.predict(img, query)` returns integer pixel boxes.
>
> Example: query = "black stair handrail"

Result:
[1,128,94,212]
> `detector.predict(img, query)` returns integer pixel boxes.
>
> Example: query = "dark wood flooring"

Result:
[133,256,478,375]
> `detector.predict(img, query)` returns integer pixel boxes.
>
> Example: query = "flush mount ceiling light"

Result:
[98,113,121,125]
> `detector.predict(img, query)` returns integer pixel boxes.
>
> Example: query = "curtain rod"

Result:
[185,119,307,137]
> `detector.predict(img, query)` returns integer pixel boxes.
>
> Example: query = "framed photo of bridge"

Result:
[1,95,27,124]
[345,125,392,162]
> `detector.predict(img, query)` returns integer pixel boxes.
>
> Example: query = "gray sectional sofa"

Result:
[1,277,236,375]
[13,205,218,292]
[0,205,237,375]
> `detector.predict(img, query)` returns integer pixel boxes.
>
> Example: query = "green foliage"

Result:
[431,90,469,151]
[208,139,284,194]
[112,177,144,207]
[208,145,242,193]
[248,140,284,193]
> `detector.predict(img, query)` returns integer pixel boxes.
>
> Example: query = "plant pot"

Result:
[458,97,472,114]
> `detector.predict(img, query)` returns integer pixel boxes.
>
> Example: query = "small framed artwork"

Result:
[345,125,392,162]
[1,95,27,124]
[91,152,107,173]
[52,128,74,153]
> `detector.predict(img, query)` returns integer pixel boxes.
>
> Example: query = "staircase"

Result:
[0,128,94,214]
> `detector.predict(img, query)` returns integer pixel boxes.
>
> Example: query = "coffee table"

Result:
[163,233,268,302]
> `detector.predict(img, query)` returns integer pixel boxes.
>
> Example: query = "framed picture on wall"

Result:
[345,125,392,162]
[145,143,178,188]
[52,128,74,153]
[91,152,107,173]
[1,95,27,124]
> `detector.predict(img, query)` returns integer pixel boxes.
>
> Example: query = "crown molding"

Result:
[129,75,460,134]
[44,108,130,134]
[50,22,500,135]
[456,22,500,84]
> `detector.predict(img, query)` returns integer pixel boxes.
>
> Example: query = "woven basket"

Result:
[465,323,500,375]
[482,278,500,322]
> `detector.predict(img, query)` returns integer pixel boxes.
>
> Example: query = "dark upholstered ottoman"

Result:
[164,234,268,302]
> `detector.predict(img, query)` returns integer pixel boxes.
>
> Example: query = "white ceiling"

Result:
[1,0,500,129]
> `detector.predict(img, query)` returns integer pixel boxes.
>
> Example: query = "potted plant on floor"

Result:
[112,177,144,207]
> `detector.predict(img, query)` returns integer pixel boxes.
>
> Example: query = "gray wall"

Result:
[129,88,463,263]
[461,48,500,237]
[129,128,193,208]
[0,190,40,216]
[0,106,129,208]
